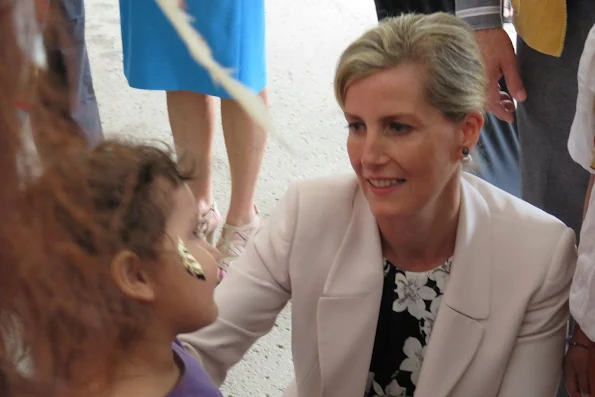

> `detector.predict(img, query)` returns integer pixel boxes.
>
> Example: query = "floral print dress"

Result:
[365,258,452,397]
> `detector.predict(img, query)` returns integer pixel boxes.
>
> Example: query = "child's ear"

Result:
[110,250,156,302]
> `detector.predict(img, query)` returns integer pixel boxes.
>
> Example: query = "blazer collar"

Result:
[444,175,492,320]
[322,180,384,297]
[323,174,493,321]
[316,175,493,397]
[317,180,384,397]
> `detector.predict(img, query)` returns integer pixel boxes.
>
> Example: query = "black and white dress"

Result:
[364,258,452,397]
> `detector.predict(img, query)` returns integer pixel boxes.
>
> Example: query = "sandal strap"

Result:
[217,212,262,272]
[196,203,221,241]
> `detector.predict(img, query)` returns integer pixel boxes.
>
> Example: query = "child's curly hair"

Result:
[21,142,193,393]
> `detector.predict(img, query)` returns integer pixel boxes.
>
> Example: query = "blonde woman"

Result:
[180,14,576,397]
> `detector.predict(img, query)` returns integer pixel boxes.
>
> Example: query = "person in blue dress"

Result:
[119,0,267,277]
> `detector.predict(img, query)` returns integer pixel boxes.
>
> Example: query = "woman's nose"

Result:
[361,130,388,166]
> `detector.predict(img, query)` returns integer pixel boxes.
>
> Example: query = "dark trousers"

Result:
[48,0,103,146]
[516,0,595,238]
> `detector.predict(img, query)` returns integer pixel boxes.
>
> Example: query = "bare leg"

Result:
[166,90,216,214]
[220,88,268,226]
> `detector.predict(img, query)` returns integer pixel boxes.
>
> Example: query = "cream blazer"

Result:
[181,173,577,397]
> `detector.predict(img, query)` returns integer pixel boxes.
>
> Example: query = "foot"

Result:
[196,203,222,245]
[216,208,262,280]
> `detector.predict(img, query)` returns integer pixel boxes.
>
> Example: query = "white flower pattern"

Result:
[428,258,452,292]
[385,379,407,397]
[399,337,425,385]
[368,377,407,397]
[366,258,451,397]
[393,272,437,319]
[420,296,442,343]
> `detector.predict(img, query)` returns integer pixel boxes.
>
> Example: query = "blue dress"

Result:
[119,0,266,99]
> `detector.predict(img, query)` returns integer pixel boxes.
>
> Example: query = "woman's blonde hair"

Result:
[334,12,486,123]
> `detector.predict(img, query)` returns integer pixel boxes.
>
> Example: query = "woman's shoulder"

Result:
[283,173,361,214]
[463,175,576,295]
[463,173,569,235]
[265,174,365,245]
[290,173,359,197]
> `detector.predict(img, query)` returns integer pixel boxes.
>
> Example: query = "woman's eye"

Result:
[347,122,365,134]
[389,122,412,134]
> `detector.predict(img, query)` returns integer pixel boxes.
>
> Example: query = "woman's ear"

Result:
[110,250,156,302]
[460,110,484,150]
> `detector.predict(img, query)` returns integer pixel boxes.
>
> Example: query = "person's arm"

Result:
[455,0,527,122]
[179,184,298,385]
[564,175,595,397]
[564,26,595,397]
[497,228,576,396]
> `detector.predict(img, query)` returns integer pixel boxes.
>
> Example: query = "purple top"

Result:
[167,341,223,397]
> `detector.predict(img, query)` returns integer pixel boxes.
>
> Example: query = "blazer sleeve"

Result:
[497,227,577,397]
[178,184,298,385]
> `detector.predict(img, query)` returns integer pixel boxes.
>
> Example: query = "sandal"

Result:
[216,207,262,280]
[196,203,222,246]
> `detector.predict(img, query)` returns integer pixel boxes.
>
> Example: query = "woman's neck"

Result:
[379,179,461,272]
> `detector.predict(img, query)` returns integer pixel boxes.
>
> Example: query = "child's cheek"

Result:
[177,238,206,281]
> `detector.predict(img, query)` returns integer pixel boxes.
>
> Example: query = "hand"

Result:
[565,327,591,397]
[178,0,186,8]
[498,91,515,113]
[474,28,526,123]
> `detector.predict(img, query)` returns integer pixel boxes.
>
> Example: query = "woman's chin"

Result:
[368,202,413,220]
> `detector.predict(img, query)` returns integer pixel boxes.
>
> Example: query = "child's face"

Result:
[156,183,219,334]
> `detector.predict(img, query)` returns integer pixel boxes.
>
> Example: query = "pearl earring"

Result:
[461,147,472,164]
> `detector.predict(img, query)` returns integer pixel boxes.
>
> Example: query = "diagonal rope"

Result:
[155,0,293,153]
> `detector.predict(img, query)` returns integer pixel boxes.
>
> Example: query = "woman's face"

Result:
[344,64,481,220]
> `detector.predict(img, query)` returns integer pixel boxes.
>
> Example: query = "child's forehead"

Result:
[165,183,197,230]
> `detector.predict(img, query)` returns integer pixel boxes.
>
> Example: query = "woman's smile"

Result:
[367,178,407,196]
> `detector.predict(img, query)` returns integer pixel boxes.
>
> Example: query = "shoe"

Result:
[216,207,262,281]
[196,203,222,246]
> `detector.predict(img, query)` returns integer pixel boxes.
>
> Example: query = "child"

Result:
[568,22,595,394]
[31,142,223,397]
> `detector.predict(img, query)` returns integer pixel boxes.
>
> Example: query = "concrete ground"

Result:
[84,2,516,395]
[86,1,376,395]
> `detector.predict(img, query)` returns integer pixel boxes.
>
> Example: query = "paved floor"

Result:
[85,2,516,395]
[86,1,375,395]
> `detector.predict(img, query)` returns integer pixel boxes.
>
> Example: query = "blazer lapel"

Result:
[414,176,492,397]
[317,186,384,397]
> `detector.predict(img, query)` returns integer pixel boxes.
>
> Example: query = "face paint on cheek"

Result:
[177,238,206,281]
